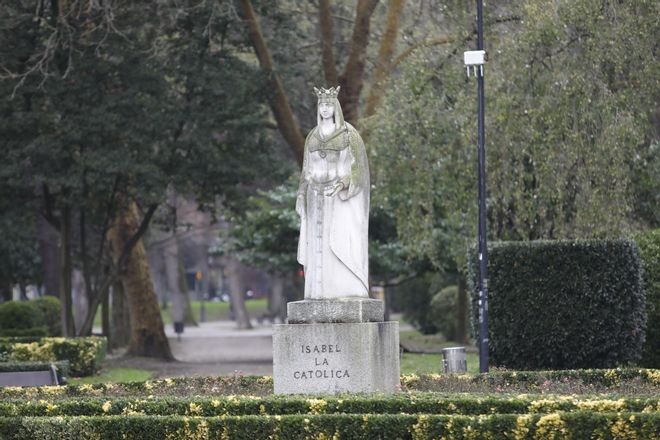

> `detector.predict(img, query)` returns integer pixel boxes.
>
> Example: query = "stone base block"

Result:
[287,298,384,324]
[273,321,400,394]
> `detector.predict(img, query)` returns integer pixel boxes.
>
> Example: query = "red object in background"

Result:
[298,267,304,277]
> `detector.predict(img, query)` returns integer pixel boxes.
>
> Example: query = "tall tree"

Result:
[108,199,172,359]
[1,0,286,357]
[237,0,408,162]
[369,0,660,264]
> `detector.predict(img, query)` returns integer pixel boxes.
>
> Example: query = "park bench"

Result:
[0,363,63,387]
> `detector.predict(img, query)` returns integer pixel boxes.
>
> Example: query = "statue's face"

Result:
[319,101,335,120]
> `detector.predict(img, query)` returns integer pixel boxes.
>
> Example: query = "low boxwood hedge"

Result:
[1,394,658,417]
[0,337,106,377]
[1,369,658,400]
[0,327,49,337]
[468,239,645,370]
[0,412,658,439]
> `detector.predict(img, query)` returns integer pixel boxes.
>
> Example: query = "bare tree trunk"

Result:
[338,0,379,124]
[290,271,304,302]
[383,286,391,321]
[319,0,338,86]
[0,281,12,302]
[178,257,198,326]
[364,0,405,119]
[108,200,173,360]
[268,276,286,323]
[239,0,305,165]
[59,205,75,336]
[101,289,110,337]
[456,275,468,344]
[226,259,252,330]
[110,281,131,349]
[37,215,60,297]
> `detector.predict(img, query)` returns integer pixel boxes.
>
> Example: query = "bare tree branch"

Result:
[338,0,379,123]
[238,0,305,165]
[319,0,338,86]
[364,0,406,119]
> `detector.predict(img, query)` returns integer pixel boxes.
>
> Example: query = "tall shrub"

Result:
[0,301,45,336]
[468,240,645,369]
[429,285,458,341]
[635,229,660,367]
[33,296,62,336]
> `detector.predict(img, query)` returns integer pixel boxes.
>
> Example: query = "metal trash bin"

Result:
[442,347,467,373]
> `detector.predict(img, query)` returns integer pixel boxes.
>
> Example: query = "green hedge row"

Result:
[468,239,645,370]
[635,229,660,368]
[0,297,61,337]
[0,336,106,377]
[0,413,658,439]
[0,327,49,338]
[1,394,658,417]
[1,369,658,400]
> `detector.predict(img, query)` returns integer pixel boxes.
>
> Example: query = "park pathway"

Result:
[166,320,274,363]
[106,317,413,379]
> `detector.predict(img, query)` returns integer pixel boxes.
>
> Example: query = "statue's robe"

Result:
[296,122,369,299]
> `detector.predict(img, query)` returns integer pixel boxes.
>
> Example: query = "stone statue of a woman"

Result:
[296,86,369,299]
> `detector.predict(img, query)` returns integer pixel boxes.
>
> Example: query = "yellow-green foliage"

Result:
[0,337,106,376]
[0,413,658,440]
[2,394,660,418]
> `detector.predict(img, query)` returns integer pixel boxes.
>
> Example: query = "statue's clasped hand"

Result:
[323,181,344,197]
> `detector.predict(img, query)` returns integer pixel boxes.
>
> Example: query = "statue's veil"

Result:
[317,96,346,134]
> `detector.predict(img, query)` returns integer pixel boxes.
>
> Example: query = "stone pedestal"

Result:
[273,299,400,395]
[287,298,384,323]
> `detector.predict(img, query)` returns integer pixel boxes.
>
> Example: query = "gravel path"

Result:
[105,320,274,378]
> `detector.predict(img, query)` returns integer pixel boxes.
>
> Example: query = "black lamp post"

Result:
[464,0,489,374]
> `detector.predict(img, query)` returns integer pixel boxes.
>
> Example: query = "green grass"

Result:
[94,298,269,327]
[69,368,153,385]
[399,329,480,375]
[401,352,480,375]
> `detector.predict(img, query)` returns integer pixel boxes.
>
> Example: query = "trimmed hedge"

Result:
[468,240,645,370]
[0,337,106,377]
[0,297,61,337]
[635,229,660,367]
[0,413,658,440]
[0,327,49,337]
[1,394,659,417]
[1,369,658,400]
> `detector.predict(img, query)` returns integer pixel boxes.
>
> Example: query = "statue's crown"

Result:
[314,86,340,100]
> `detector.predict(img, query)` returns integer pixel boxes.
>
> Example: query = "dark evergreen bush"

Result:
[0,301,44,333]
[429,285,458,340]
[468,240,646,370]
[33,296,62,336]
[0,298,60,337]
[635,229,660,367]
[389,272,439,334]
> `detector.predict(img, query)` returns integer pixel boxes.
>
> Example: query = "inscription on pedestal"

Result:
[293,344,349,380]
[273,322,400,394]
